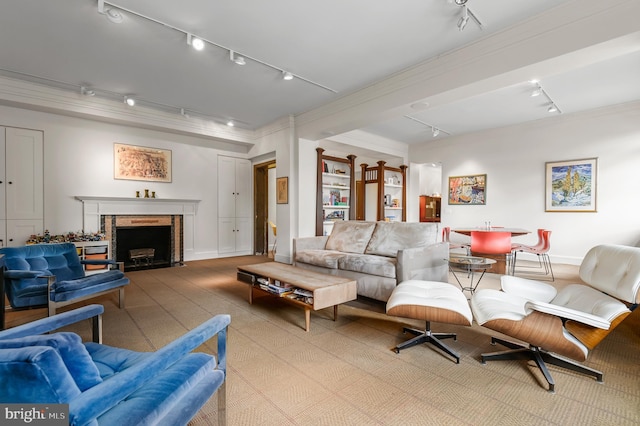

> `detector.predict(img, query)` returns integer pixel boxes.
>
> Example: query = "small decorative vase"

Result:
[144,189,150,198]
[135,191,140,198]
[151,191,156,198]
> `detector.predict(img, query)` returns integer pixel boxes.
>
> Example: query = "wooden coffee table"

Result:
[237,262,357,332]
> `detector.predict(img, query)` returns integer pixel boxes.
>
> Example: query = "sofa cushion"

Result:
[338,253,397,278]
[0,346,82,403]
[365,222,438,257]
[325,221,377,254]
[295,249,345,269]
[0,332,103,391]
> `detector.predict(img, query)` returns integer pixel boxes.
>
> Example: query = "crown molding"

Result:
[0,75,256,145]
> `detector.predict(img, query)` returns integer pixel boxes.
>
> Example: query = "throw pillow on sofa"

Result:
[0,332,103,391]
[325,221,377,253]
[366,222,438,257]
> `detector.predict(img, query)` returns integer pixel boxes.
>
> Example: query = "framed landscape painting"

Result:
[545,158,597,212]
[448,174,486,205]
[114,143,172,182]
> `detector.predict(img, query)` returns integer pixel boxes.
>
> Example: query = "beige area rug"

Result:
[6,256,640,425]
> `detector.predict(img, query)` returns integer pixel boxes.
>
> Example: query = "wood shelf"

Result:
[358,161,407,222]
[316,148,356,236]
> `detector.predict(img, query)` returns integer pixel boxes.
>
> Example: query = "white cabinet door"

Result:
[0,219,6,248]
[218,156,252,254]
[6,219,43,247]
[235,216,252,252]
[218,156,251,218]
[218,156,237,218]
[5,128,43,220]
[0,129,5,221]
[218,217,237,254]
[234,159,251,218]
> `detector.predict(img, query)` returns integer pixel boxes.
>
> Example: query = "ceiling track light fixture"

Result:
[95,1,335,93]
[229,51,246,66]
[458,6,469,31]
[97,0,123,24]
[187,33,205,51]
[282,71,294,81]
[124,96,135,106]
[80,86,95,96]
[456,3,483,31]
[226,120,235,127]
[528,81,562,114]
[404,116,451,137]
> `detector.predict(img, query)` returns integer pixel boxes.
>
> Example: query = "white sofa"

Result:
[293,221,449,302]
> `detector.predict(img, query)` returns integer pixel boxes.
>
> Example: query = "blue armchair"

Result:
[0,304,229,425]
[0,243,129,329]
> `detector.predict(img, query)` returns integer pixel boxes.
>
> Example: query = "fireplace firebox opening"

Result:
[102,215,184,272]
[116,226,171,271]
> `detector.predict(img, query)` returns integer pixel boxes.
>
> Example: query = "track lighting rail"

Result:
[97,1,336,93]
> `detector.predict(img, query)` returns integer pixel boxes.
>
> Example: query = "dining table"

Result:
[451,228,531,274]
[452,227,531,237]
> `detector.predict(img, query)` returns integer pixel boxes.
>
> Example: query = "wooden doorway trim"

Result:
[254,160,276,256]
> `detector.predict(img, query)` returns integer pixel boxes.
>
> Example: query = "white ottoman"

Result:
[386,280,473,363]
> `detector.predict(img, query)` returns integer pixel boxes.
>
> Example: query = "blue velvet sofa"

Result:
[0,243,129,329]
[0,304,229,425]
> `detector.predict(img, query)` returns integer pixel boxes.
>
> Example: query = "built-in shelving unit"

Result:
[316,148,356,236]
[358,161,407,222]
[73,240,111,275]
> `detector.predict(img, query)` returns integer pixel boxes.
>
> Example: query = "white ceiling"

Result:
[1,0,639,152]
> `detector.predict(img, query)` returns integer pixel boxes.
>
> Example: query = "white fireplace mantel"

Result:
[75,196,201,259]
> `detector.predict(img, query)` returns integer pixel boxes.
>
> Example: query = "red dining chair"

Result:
[442,226,470,254]
[512,229,554,281]
[512,229,545,270]
[470,231,512,275]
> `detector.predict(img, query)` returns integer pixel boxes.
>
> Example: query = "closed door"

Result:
[5,127,43,220]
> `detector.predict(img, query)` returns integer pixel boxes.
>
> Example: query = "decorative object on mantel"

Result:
[26,230,106,244]
[136,191,140,198]
[144,189,150,198]
[114,143,172,183]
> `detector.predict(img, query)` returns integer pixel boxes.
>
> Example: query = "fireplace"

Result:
[102,215,183,271]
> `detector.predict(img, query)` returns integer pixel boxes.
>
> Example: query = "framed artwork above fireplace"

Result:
[114,143,172,182]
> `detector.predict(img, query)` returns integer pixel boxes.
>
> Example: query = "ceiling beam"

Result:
[295,0,640,140]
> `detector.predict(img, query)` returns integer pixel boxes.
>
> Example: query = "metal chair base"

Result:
[512,251,554,281]
[480,336,603,393]
[393,321,461,364]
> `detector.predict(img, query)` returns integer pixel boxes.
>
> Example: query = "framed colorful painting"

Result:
[114,143,172,182]
[448,174,486,205]
[545,158,597,212]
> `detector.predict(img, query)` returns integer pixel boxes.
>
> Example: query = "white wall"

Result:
[297,138,319,238]
[418,164,442,197]
[410,102,640,264]
[0,104,248,261]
